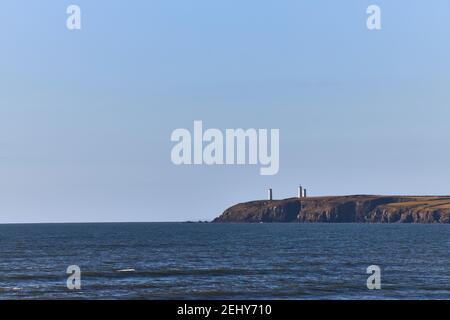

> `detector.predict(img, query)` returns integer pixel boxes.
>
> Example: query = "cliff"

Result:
[213,195,450,223]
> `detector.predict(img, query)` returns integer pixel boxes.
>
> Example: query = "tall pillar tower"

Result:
[298,186,303,198]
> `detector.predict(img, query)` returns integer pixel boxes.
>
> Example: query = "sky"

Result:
[1,1,450,223]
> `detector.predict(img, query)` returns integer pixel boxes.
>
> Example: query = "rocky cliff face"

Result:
[213,195,450,223]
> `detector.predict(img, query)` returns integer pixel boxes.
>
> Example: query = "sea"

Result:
[0,223,449,300]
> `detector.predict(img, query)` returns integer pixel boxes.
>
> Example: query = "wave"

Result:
[82,267,290,279]
[116,269,136,273]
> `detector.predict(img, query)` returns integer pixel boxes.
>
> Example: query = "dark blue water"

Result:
[1,223,450,299]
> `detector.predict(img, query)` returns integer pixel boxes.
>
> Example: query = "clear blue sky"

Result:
[1,1,450,223]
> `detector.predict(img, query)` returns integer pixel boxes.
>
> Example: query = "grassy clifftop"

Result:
[213,195,450,223]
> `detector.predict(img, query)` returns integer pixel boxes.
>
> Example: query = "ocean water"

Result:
[0,223,449,300]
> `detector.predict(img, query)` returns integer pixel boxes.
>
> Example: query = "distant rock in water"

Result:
[213,195,450,223]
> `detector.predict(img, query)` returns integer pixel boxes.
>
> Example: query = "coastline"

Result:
[214,195,450,223]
